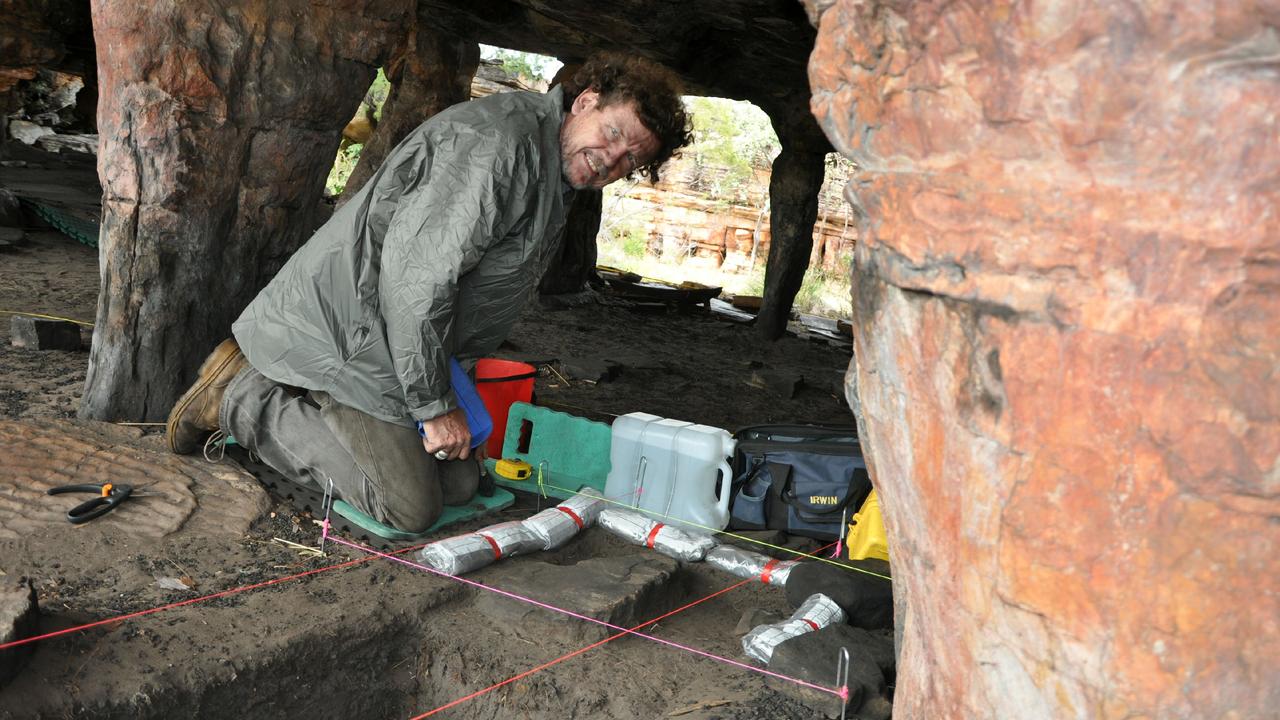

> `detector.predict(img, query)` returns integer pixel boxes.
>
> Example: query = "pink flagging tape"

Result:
[327,534,841,698]
[410,577,754,718]
[0,546,423,652]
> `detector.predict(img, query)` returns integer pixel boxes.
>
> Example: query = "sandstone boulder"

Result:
[807,1,1280,717]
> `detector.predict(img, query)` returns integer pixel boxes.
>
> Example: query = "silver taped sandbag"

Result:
[705,545,799,586]
[522,487,607,550]
[742,592,846,664]
[597,507,718,562]
[476,521,543,557]
[559,486,607,525]
[417,533,500,576]
[522,507,580,550]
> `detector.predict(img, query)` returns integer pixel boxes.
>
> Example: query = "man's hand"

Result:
[420,408,471,461]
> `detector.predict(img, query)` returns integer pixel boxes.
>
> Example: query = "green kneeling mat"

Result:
[226,445,514,547]
[330,491,514,544]
[490,402,612,501]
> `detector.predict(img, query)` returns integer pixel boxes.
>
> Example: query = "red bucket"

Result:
[474,359,537,458]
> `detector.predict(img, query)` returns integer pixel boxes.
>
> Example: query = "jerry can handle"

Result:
[715,459,733,513]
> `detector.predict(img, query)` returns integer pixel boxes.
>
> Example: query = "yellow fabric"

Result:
[846,489,890,562]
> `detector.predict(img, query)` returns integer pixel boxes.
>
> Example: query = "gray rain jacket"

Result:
[233,87,572,426]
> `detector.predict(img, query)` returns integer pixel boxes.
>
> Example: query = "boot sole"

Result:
[166,341,243,454]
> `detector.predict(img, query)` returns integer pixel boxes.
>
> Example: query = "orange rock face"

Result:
[806,1,1279,717]
[83,0,412,420]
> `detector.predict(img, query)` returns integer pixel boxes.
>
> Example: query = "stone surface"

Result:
[473,552,685,643]
[807,1,1280,718]
[81,0,414,421]
[9,316,80,351]
[766,624,888,719]
[783,561,893,630]
[0,579,37,691]
[0,419,270,539]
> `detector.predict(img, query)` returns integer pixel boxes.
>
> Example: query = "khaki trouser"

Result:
[220,365,478,533]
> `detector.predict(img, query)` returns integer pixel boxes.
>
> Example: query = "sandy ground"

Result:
[0,225,863,719]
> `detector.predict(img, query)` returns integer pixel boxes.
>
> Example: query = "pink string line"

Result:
[409,576,755,718]
[0,549,409,652]
[325,534,842,698]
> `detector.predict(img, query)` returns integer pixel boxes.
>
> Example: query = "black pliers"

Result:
[46,482,144,524]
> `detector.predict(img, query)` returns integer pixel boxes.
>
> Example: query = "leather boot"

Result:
[166,338,248,454]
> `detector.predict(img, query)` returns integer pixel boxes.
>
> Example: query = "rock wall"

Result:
[338,25,478,203]
[83,0,412,420]
[609,171,856,276]
[0,0,91,115]
[807,1,1279,718]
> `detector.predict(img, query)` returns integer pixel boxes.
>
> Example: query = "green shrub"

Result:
[325,143,362,196]
[622,226,647,259]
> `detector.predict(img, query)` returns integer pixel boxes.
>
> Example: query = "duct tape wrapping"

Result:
[597,507,718,562]
[560,486,607,524]
[522,488,608,551]
[417,533,501,576]
[705,545,799,586]
[476,521,543,558]
[741,592,847,664]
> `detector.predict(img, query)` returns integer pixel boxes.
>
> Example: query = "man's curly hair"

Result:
[561,53,693,184]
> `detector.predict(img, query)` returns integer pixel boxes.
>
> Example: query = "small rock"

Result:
[8,120,55,146]
[10,316,82,351]
[0,578,38,690]
[734,607,782,635]
[765,625,887,719]
[474,553,683,643]
[0,188,23,227]
[746,369,805,398]
[0,228,25,249]
[559,357,622,383]
[784,560,894,630]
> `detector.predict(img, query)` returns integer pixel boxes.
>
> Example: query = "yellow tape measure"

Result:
[493,458,533,481]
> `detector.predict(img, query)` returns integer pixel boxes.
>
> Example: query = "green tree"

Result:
[684,97,779,204]
[490,49,551,83]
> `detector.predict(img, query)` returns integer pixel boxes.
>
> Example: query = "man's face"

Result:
[560,90,660,191]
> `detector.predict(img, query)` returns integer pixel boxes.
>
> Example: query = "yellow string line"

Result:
[532,478,891,582]
[0,309,94,327]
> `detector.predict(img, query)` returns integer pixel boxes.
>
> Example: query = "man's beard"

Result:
[562,153,591,191]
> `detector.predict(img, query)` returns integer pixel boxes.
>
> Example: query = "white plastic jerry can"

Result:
[604,412,737,531]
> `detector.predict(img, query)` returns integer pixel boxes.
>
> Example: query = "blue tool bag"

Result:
[728,425,871,541]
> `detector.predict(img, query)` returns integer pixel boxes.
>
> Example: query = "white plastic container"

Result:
[604,412,736,531]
